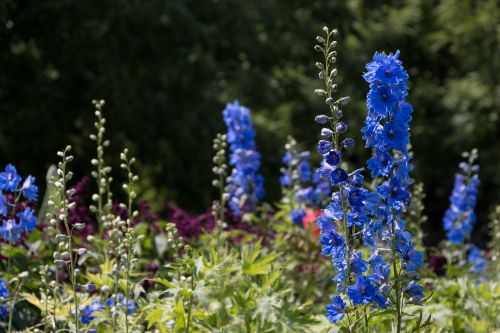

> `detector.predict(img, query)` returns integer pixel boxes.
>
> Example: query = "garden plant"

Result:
[0,26,498,333]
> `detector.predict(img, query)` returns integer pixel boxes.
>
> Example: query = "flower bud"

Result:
[314,115,329,124]
[335,122,348,133]
[321,128,333,137]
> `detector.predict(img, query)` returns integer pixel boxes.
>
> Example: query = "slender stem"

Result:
[7,279,21,333]
[364,306,370,333]
[112,260,119,332]
[43,267,49,333]
[6,242,12,278]
[185,267,195,333]
[53,274,58,331]
[391,215,402,333]
[59,150,79,331]
[124,199,132,333]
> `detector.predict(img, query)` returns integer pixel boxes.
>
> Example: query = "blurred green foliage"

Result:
[0,0,498,245]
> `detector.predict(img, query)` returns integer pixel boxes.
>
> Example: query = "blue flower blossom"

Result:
[80,299,105,324]
[324,149,342,166]
[0,219,22,241]
[363,50,409,85]
[17,207,37,233]
[20,175,38,201]
[223,101,265,216]
[367,149,394,177]
[0,164,39,242]
[347,276,386,307]
[325,296,347,323]
[403,281,425,304]
[0,164,22,191]
[290,208,306,224]
[467,246,486,274]
[329,168,348,186]
[106,294,136,315]
[317,140,333,155]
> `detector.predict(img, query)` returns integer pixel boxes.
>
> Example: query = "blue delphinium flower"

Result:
[20,175,38,201]
[223,101,265,216]
[467,245,486,274]
[325,296,347,323]
[347,276,387,308]
[0,278,9,320]
[0,165,22,192]
[290,208,307,224]
[362,50,425,308]
[403,281,425,304]
[106,294,136,315]
[442,150,486,279]
[0,219,22,241]
[80,299,105,324]
[443,150,480,245]
[17,207,37,233]
[0,164,39,243]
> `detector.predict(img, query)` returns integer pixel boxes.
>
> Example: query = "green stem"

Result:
[6,242,12,278]
[363,306,370,333]
[59,153,79,332]
[391,216,402,333]
[185,269,195,333]
[7,279,21,333]
[44,268,49,333]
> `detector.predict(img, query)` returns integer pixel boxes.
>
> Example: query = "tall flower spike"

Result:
[89,99,113,236]
[314,27,378,324]
[223,101,265,216]
[362,51,426,331]
[212,133,228,230]
[443,149,480,245]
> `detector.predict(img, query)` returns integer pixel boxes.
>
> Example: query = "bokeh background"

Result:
[0,0,498,246]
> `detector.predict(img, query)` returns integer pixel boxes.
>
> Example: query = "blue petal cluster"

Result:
[0,278,9,320]
[80,299,105,324]
[80,294,137,324]
[105,294,137,315]
[0,164,39,242]
[280,139,330,224]
[223,101,265,216]
[443,158,479,245]
[362,51,424,303]
[467,245,486,274]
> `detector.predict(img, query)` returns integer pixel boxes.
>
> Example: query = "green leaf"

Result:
[242,240,282,275]
[146,308,165,329]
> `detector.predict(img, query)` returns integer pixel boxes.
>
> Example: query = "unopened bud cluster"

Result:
[90,99,113,230]
[211,133,229,229]
[212,134,228,187]
[313,27,354,152]
[165,223,183,258]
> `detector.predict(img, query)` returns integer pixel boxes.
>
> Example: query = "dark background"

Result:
[0,0,498,246]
